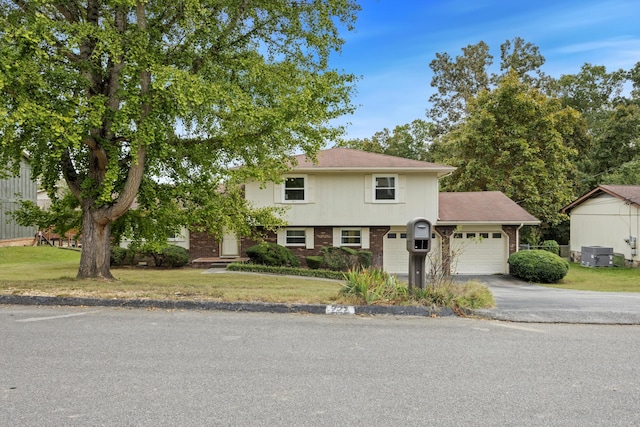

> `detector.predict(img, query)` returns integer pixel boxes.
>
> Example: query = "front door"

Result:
[220,231,240,257]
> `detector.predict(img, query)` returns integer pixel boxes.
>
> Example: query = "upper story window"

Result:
[374,175,397,202]
[283,176,306,202]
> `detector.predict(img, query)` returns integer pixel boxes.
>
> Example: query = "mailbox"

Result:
[406,217,432,290]
[406,217,431,253]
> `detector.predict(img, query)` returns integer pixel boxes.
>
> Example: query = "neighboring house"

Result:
[0,155,37,245]
[561,185,640,266]
[190,148,539,274]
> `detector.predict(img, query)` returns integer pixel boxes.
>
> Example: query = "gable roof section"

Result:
[561,185,640,214]
[438,191,539,225]
[290,148,455,176]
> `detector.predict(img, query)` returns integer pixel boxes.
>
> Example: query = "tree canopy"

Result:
[336,119,432,161]
[0,0,359,279]
[432,71,583,227]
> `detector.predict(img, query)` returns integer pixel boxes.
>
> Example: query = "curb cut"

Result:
[0,295,455,318]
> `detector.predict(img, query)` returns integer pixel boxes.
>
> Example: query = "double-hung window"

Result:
[285,229,306,246]
[284,176,305,202]
[341,229,361,246]
[374,175,397,202]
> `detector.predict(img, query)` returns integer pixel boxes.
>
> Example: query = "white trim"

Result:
[282,175,308,203]
[372,174,399,203]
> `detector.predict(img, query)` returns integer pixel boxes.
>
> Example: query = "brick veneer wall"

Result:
[190,226,390,267]
[501,225,519,256]
[189,231,221,260]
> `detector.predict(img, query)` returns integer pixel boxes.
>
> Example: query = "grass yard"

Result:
[0,246,343,304]
[546,262,640,292]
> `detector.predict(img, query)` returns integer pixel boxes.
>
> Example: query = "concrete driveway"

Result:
[467,275,640,324]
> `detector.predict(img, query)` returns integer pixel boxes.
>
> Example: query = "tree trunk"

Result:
[77,208,114,280]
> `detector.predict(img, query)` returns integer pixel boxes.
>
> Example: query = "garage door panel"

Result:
[451,232,506,274]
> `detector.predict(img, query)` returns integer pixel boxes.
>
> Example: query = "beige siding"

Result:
[569,194,640,261]
[245,172,440,227]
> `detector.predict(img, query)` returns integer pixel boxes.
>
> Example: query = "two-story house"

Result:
[190,148,539,274]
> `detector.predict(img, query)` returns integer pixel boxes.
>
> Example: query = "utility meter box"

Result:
[406,218,432,253]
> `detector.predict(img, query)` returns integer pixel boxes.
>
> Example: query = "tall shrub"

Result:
[508,250,569,283]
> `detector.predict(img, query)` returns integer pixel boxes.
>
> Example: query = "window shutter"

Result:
[361,227,370,249]
[333,228,341,247]
[307,175,315,203]
[276,229,286,246]
[398,175,406,203]
[364,175,372,203]
[305,228,314,249]
[273,182,282,203]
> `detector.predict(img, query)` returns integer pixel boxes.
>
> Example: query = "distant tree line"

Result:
[337,37,640,243]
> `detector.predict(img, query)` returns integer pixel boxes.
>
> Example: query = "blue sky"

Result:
[329,0,640,141]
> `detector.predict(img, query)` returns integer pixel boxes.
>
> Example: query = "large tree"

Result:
[0,0,359,279]
[427,37,549,136]
[434,71,583,228]
[336,119,432,161]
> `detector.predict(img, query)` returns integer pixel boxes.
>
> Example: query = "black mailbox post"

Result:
[406,217,432,290]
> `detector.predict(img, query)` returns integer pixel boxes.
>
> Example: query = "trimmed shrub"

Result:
[320,246,372,271]
[110,246,133,266]
[306,256,323,270]
[540,240,560,255]
[148,245,189,268]
[246,242,300,267]
[160,245,189,268]
[508,250,569,283]
[227,262,344,280]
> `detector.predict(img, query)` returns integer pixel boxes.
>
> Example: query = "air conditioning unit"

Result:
[581,246,614,267]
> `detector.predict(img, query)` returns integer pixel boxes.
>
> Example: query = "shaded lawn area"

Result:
[0,247,344,304]
[545,262,640,293]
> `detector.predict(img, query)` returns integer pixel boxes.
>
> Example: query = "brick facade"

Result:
[189,231,221,260]
[501,225,519,256]
[190,226,390,267]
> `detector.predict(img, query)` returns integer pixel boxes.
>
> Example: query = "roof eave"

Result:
[436,220,540,226]
[292,167,456,176]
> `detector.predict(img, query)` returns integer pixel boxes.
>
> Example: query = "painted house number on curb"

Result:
[325,305,355,315]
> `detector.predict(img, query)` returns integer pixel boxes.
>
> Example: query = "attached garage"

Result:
[383,226,440,275]
[450,230,508,274]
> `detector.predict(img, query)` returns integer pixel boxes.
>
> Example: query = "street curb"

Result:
[0,295,455,318]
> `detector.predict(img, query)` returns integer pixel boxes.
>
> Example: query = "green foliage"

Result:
[154,245,190,268]
[540,240,560,255]
[336,119,433,161]
[341,268,408,305]
[427,37,549,136]
[0,0,359,278]
[227,263,344,280]
[10,191,81,238]
[320,246,372,271]
[306,256,324,270]
[110,247,134,267]
[246,243,300,268]
[435,70,581,227]
[508,250,569,283]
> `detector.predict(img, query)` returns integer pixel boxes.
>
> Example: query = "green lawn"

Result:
[545,262,640,292]
[0,246,344,304]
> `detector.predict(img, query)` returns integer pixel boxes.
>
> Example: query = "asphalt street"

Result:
[2,305,640,426]
[467,275,640,324]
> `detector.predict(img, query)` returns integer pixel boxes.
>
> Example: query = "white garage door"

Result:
[383,227,440,275]
[451,231,507,274]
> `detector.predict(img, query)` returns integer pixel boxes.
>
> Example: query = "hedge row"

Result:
[226,263,345,280]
